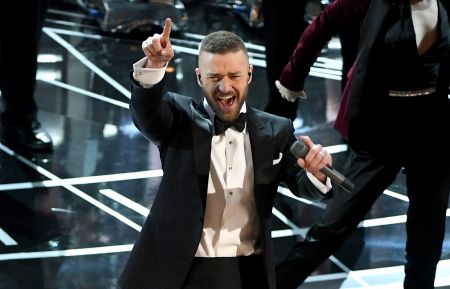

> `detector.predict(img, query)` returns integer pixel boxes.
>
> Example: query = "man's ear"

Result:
[247,65,253,84]
[195,68,202,87]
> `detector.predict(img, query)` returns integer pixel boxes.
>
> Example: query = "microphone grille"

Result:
[290,141,309,158]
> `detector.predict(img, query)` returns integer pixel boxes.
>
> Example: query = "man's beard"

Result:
[203,87,248,122]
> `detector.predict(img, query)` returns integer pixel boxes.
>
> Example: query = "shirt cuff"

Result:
[132,57,168,88]
[307,172,332,194]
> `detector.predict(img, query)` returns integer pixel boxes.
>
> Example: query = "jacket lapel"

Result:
[353,0,391,83]
[247,108,275,185]
[190,101,213,209]
[192,101,213,176]
[347,0,392,138]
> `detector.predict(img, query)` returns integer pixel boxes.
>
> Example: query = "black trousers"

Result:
[0,0,48,124]
[182,256,269,289]
[262,0,307,121]
[276,94,450,289]
[277,151,450,289]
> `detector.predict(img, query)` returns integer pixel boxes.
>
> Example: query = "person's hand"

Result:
[296,135,332,183]
[275,80,307,102]
[142,18,174,69]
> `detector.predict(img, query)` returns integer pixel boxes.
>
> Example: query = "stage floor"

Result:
[0,1,449,288]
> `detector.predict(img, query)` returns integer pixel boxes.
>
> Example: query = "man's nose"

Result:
[218,77,232,92]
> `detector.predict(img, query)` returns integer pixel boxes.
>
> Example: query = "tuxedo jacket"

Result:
[280,0,450,150]
[118,78,327,289]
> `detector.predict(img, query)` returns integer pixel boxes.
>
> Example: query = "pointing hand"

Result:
[142,18,175,68]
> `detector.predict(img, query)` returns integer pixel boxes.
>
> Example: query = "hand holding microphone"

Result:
[290,136,355,192]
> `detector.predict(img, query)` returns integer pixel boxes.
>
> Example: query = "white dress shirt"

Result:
[132,58,331,257]
[197,100,260,256]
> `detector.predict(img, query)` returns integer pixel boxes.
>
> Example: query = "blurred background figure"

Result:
[0,0,53,151]
[262,0,359,123]
[262,0,309,121]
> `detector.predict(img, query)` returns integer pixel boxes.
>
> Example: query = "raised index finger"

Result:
[161,18,172,43]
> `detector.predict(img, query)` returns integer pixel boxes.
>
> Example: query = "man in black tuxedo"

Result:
[118,18,334,289]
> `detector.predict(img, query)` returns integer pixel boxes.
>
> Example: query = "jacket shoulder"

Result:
[250,108,292,126]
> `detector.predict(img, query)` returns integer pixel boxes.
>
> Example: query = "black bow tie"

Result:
[214,113,247,135]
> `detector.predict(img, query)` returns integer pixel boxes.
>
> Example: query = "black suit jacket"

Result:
[118,77,327,289]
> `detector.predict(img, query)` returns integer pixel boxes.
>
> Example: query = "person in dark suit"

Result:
[262,0,309,121]
[0,0,53,151]
[264,0,360,120]
[118,18,336,289]
[275,0,450,288]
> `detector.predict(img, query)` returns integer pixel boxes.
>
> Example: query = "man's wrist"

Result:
[133,57,167,86]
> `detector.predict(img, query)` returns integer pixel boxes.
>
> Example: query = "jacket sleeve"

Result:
[279,0,369,91]
[129,73,181,146]
[271,119,330,202]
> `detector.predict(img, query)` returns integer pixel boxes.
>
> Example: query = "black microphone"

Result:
[290,140,355,192]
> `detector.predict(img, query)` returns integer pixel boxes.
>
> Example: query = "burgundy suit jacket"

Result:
[280,0,450,148]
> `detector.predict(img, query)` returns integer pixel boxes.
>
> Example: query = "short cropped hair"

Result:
[199,31,248,55]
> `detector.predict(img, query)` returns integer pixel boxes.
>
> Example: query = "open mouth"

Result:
[217,95,235,108]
